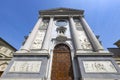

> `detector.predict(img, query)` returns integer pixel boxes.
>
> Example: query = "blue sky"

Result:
[0,0,120,50]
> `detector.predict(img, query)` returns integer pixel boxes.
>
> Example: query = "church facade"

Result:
[1,8,120,80]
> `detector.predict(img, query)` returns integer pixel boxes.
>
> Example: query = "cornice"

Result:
[39,8,84,16]
[39,15,84,18]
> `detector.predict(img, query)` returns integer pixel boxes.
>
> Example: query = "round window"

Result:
[55,20,67,26]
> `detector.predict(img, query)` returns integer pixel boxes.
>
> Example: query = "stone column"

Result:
[80,16,104,51]
[42,17,54,51]
[69,17,82,50]
[20,17,43,52]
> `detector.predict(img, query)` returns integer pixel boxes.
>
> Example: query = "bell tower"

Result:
[1,8,120,80]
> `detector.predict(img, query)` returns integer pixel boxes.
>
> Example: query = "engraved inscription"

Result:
[83,61,117,73]
[9,61,41,72]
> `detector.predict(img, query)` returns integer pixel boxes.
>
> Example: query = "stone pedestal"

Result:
[77,56,120,80]
[0,56,48,80]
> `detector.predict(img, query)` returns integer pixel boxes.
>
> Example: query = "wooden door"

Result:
[51,44,73,80]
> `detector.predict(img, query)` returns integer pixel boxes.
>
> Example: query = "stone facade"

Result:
[0,37,16,76]
[1,8,120,80]
[108,40,120,68]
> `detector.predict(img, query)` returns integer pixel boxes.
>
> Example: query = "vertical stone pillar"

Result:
[42,17,54,51]
[80,16,104,51]
[69,17,82,50]
[20,17,43,52]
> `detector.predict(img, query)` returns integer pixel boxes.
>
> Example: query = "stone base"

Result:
[82,78,120,80]
[77,57,120,80]
[0,78,43,80]
[0,57,48,80]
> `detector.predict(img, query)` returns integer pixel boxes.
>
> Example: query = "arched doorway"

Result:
[51,44,74,80]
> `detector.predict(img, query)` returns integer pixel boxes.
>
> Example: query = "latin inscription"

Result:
[9,61,41,73]
[83,61,117,73]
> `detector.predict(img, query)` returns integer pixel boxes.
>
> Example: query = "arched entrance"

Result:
[51,44,74,80]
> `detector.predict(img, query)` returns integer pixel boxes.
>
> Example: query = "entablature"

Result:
[39,8,84,17]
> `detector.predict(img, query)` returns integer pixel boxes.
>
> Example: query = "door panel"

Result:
[51,44,73,80]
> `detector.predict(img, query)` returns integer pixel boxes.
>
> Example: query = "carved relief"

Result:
[0,46,12,57]
[31,30,46,49]
[9,61,41,72]
[78,31,92,49]
[83,61,117,73]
